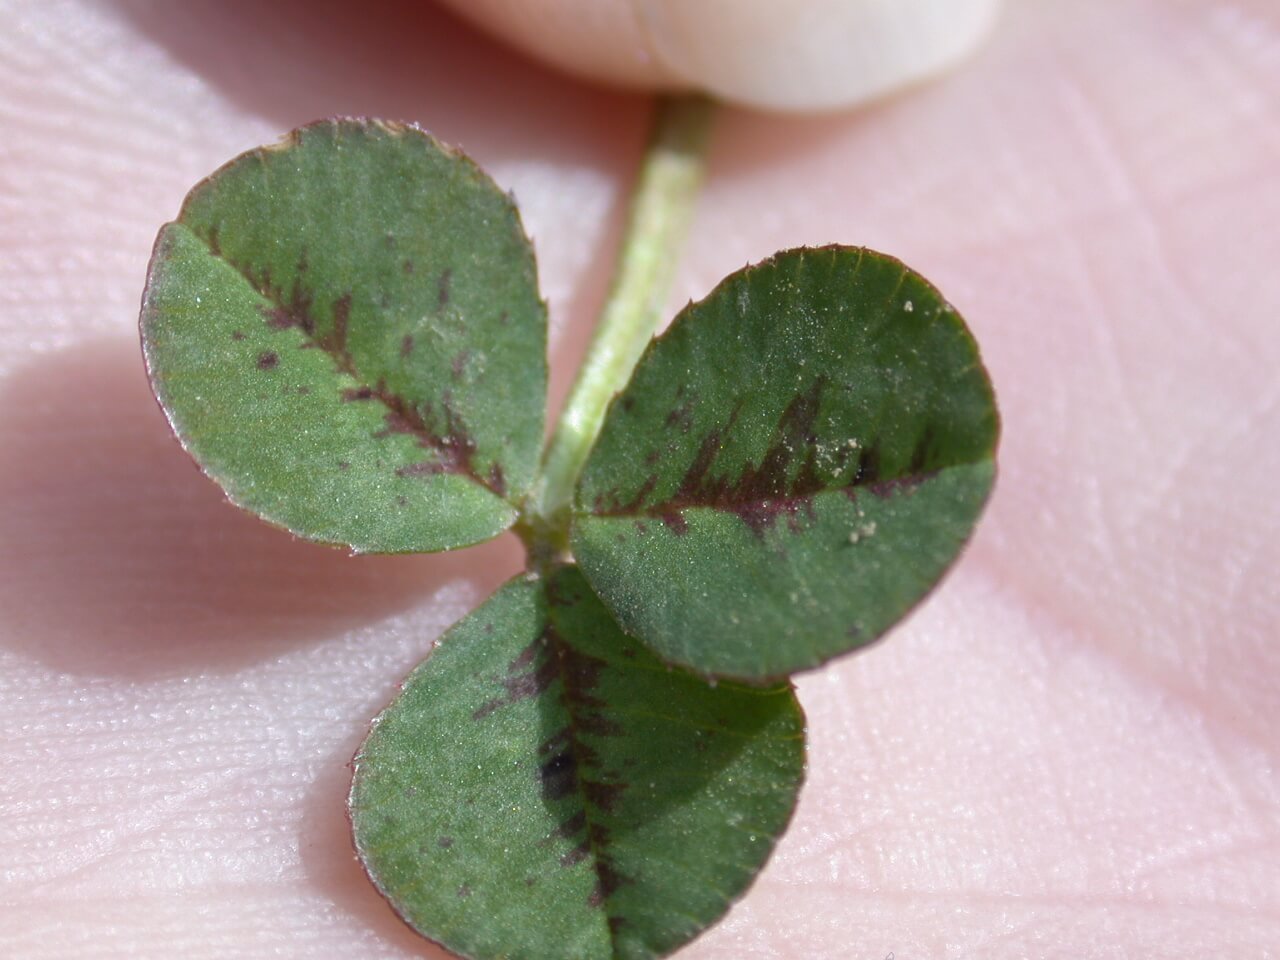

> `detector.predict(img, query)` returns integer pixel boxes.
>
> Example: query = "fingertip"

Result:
[435,0,1002,112]
[643,0,1004,112]
[432,0,679,91]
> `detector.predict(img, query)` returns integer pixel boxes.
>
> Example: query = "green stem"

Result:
[522,95,715,565]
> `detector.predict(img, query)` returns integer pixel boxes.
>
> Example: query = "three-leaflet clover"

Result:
[140,116,997,960]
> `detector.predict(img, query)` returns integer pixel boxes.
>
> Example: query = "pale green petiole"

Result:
[521,95,715,566]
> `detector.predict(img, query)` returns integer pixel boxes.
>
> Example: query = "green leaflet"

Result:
[141,119,545,553]
[573,247,999,680]
[349,566,805,960]
[141,120,1002,959]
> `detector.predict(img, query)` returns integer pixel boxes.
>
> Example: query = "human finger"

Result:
[434,0,1002,111]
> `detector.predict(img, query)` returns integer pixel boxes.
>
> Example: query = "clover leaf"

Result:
[350,565,803,960]
[572,246,999,680]
[141,119,545,553]
[140,109,997,960]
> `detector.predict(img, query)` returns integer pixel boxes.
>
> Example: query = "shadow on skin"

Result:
[301,735,454,960]
[108,0,852,179]
[106,0,645,169]
[0,337,523,681]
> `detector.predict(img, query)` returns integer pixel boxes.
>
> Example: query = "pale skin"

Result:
[2,1,1278,957]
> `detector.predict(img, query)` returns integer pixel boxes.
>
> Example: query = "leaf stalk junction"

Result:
[519,95,715,573]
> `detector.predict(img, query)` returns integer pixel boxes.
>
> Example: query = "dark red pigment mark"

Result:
[593,384,824,537]
[554,641,631,909]
[437,268,452,308]
[538,749,579,802]
[544,810,587,843]
[839,435,939,499]
[487,462,506,496]
[594,476,656,517]
[560,840,592,867]
[538,730,572,765]
[339,378,503,497]
[256,350,279,370]
[852,443,881,487]
[231,330,246,341]
[399,334,414,358]
[544,573,584,608]
[323,294,353,363]
[557,643,621,740]
[658,511,688,535]
[663,381,826,536]
[509,584,631,912]
[664,399,695,433]
[595,378,937,536]
[536,716,614,805]
[451,350,470,381]
[588,863,629,910]
[583,779,625,813]
[869,471,933,497]
[438,837,454,849]
[471,633,558,721]
[457,884,471,899]
[202,238,504,497]
[386,389,505,495]
[867,424,938,496]
[402,259,414,274]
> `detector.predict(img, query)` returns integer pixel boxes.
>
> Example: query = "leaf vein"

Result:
[177,221,507,499]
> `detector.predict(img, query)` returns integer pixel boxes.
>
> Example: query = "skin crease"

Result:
[1,0,1278,957]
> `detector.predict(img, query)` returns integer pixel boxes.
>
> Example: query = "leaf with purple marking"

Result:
[573,246,999,679]
[350,565,804,960]
[141,119,545,553]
